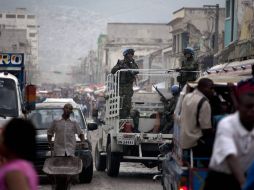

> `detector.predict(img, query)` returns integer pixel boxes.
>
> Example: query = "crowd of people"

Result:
[176,65,254,190]
[0,46,253,190]
[0,103,87,190]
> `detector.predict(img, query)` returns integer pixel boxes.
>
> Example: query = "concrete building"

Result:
[168,7,225,70]
[97,34,107,82]
[103,23,172,75]
[0,28,27,52]
[219,0,254,63]
[224,0,254,46]
[0,8,39,82]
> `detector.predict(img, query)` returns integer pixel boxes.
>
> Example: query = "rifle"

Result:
[153,85,168,103]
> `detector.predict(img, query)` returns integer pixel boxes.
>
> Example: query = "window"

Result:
[0,14,2,18]
[29,33,36,37]
[17,15,25,19]
[6,14,16,18]
[19,42,26,47]
[226,0,230,18]
[173,35,176,53]
[181,32,189,50]
[27,25,36,28]
[27,15,35,19]
[173,32,189,53]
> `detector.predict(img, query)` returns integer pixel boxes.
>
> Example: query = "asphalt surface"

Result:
[39,128,163,190]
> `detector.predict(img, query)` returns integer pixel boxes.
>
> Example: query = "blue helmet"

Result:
[171,85,180,95]
[123,48,135,56]
[183,47,194,56]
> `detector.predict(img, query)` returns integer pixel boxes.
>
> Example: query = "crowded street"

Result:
[38,130,161,190]
[1,0,254,190]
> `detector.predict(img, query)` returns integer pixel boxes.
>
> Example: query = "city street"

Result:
[39,163,161,190]
[39,131,162,190]
[2,1,253,190]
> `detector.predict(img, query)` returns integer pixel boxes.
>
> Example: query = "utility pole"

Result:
[204,4,220,65]
[214,4,219,54]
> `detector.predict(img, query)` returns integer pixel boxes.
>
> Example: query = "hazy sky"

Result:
[0,0,225,22]
[0,0,225,83]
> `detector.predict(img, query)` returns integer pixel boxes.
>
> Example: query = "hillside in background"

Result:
[0,0,225,83]
[36,5,108,83]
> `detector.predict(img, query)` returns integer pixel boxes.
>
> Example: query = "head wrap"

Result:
[236,78,254,98]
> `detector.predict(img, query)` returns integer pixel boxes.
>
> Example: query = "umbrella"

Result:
[84,87,93,92]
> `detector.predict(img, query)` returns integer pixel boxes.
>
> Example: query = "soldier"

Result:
[160,85,180,133]
[178,47,199,89]
[111,48,139,119]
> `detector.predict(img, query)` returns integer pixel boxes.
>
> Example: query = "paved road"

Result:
[39,127,163,190]
[39,163,162,190]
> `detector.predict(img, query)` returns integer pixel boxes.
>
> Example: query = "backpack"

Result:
[196,97,207,127]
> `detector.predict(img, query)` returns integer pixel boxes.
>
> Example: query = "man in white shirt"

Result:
[204,80,254,190]
[47,103,85,156]
[180,78,215,157]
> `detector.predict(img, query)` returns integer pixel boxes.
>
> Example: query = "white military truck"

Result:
[95,69,175,177]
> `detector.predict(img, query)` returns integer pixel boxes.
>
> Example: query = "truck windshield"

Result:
[0,78,18,117]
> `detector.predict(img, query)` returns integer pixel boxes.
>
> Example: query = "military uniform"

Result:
[160,95,179,133]
[111,59,138,119]
[179,57,199,89]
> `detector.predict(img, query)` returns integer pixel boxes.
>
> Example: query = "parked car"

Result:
[28,98,97,183]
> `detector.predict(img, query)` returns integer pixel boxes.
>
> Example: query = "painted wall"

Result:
[225,0,254,46]
[237,0,254,40]
[105,23,172,70]
[224,18,232,46]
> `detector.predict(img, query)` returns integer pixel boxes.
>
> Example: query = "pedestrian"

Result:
[179,78,215,158]
[47,103,86,157]
[177,47,199,89]
[204,79,254,190]
[111,48,139,119]
[0,118,38,190]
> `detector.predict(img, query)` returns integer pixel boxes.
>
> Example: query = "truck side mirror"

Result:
[87,122,98,131]
[25,85,36,111]
[176,75,181,83]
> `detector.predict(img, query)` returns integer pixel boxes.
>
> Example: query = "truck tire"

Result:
[95,142,106,171]
[79,158,93,183]
[106,142,120,177]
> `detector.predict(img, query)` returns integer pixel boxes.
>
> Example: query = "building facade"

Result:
[220,0,254,63]
[103,23,172,76]
[0,8,39,82]
[97,34,107,82]
[168,7,225,70]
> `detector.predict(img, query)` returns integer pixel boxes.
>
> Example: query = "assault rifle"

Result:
[153,85,168,103]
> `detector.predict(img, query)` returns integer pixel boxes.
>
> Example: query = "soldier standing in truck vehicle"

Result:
[111,48,139,119]
[177,47,199,89]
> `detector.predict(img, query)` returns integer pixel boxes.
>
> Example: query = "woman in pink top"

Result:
[0,118,38,190]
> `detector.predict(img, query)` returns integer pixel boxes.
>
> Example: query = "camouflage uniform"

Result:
[179,57,199,89]
[160,95,179,133]
[111,59,138,119]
